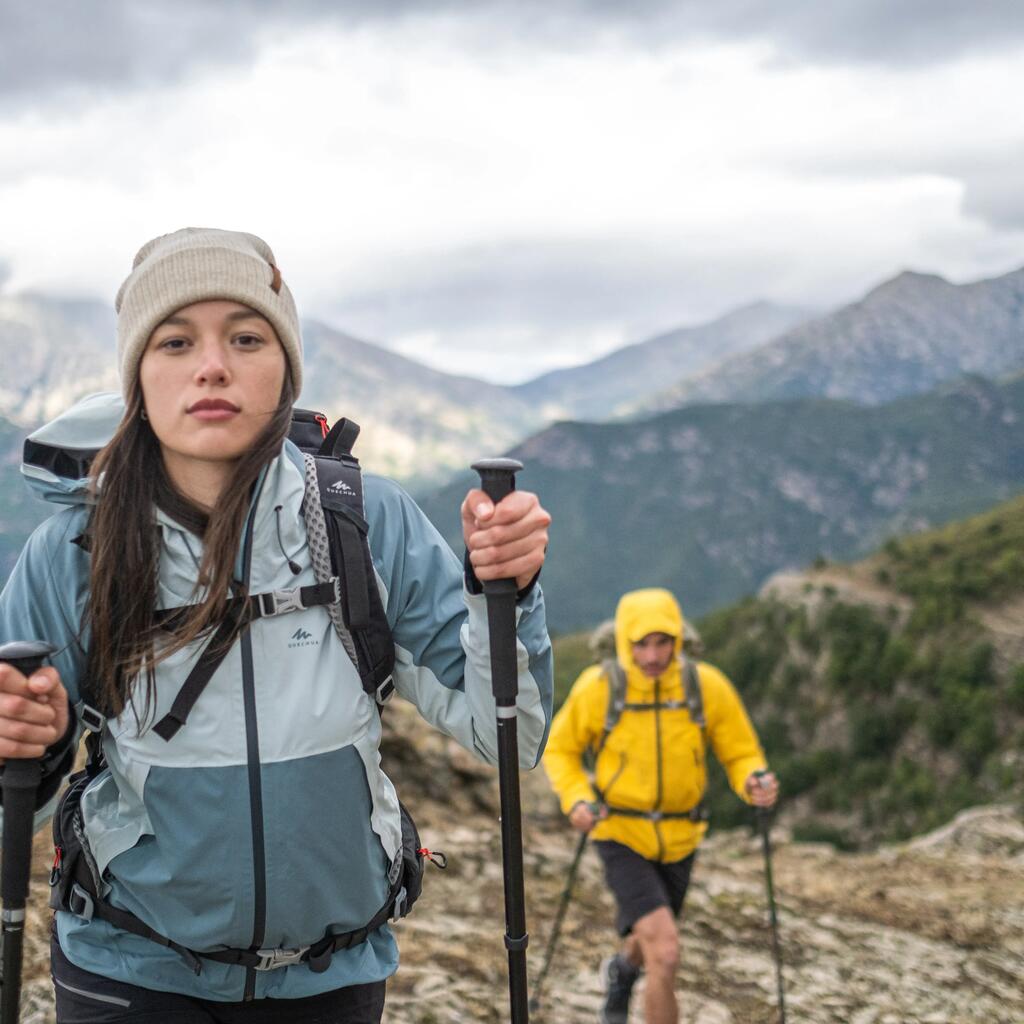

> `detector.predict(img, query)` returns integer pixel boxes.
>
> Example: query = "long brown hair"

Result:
[85,375,295,720]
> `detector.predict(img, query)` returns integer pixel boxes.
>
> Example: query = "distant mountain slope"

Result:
[0,414,49,579]
[513,301,812,420]
[421,375,1024,632]
[642,265,1024,412]
[0,295,119,425]
[299,321,539,487]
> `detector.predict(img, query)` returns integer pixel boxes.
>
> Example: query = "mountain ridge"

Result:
[641,263,1024,413]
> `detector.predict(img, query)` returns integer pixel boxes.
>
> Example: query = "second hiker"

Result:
[542,587,778,1024]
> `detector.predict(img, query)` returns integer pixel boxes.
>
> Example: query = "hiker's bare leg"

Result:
[631,906,679,1024]
[621,932,642,968]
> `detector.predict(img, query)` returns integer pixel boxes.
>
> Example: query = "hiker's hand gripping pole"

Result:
[472,458,531,1024]
[0,640,57,1024]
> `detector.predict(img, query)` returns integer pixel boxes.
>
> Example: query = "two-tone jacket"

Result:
[543,588,762,863]
[0,393,553,1001]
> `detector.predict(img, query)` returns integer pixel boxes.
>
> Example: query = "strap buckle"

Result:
[254,946,309,970]
[392,886,408,920]
[258,587,305,618]
[375,676,395,705]
[69,883,96,922]
[80,704,105,733]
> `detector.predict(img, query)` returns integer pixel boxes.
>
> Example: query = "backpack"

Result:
[41,408,442,976]
[591,654,709,824]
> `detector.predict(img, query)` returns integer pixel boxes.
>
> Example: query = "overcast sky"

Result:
[1,1,1023,382]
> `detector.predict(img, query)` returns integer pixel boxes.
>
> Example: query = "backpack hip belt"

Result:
[601,802,709,824]
[58,843,408,976]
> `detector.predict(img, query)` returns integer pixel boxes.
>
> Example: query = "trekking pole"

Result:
[472,457,531,1024]
[753,770,786,1024]
[529,828,589,1015]
[0,640,57,1024]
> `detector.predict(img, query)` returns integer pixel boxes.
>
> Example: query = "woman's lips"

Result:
[187,399,240,421]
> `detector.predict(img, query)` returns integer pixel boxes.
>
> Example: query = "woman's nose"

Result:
[194,347,230,385]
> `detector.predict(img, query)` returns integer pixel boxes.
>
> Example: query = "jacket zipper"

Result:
[653,678,665,861]
[239,490,266,1001]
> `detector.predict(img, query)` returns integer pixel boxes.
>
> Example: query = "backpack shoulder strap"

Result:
[680,654,706,733]
[594,658,627,757]
[299,418,396,703]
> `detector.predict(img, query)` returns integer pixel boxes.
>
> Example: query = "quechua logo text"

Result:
[288,627,318,649]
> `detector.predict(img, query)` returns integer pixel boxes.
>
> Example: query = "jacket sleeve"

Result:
[0,510,89,826]
[541,667,604,814]
[365,475,553,770]
[701,663,766,802]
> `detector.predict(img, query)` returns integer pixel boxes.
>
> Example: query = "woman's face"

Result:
[139,300,287,486]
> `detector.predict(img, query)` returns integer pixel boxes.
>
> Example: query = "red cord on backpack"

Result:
[418,848,448,869]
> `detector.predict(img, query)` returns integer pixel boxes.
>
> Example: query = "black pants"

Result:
[51,936,386,1024]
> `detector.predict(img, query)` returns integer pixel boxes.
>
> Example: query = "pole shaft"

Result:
[532,831,588,1009]
[758,811,787,1024]
[498,717,529,1022]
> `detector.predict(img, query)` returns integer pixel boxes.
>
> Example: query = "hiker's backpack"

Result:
[39,408,441,976]
[592,655,709,824]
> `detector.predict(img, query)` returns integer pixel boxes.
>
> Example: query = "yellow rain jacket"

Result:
[543,589,766,862]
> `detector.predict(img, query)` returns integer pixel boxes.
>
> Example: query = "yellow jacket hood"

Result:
[614,588,685,687]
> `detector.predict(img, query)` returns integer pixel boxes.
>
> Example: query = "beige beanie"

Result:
[115,227,303,401]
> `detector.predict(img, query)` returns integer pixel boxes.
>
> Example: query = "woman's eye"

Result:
[158,336,188,352]
[234,333,264,348]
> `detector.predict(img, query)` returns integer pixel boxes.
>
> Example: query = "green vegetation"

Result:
[550,631,594,708]
[880,495,1024,628]
[550,494,1024,848]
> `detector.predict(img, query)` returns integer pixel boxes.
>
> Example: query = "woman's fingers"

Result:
[0,664,69,763]
[462,489,550,590]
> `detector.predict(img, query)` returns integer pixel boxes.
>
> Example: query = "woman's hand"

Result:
[0,663,70,763]
[461,488,551,591]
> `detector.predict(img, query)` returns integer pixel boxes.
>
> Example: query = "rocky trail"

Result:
[15,703,1024,1023]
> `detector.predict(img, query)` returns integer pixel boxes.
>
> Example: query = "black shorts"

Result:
[51,933,386,1024]
[593,840,696,937]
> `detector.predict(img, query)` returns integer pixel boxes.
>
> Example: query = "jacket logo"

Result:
[327,479,355,496]
[288,627,318,649]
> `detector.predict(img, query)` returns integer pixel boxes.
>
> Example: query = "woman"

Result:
[0,228,553,1022]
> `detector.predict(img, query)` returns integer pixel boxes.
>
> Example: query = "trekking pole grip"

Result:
[471,458,524,707]
[0,641,56,898]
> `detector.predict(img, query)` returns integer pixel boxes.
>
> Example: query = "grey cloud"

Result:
[4,1,1023,108]
[789,146,1024,235]
[314,234,809,366]
[956,149,1024,232]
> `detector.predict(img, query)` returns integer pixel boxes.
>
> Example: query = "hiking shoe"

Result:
[599,953,640,1024]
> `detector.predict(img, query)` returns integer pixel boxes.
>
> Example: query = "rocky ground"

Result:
[16,703,1024,1023]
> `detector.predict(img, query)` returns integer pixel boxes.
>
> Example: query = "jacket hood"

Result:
[614,588,685,671]
[21,392,126,506]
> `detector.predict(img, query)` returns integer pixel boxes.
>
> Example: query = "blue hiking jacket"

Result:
[0,393,553,1001]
